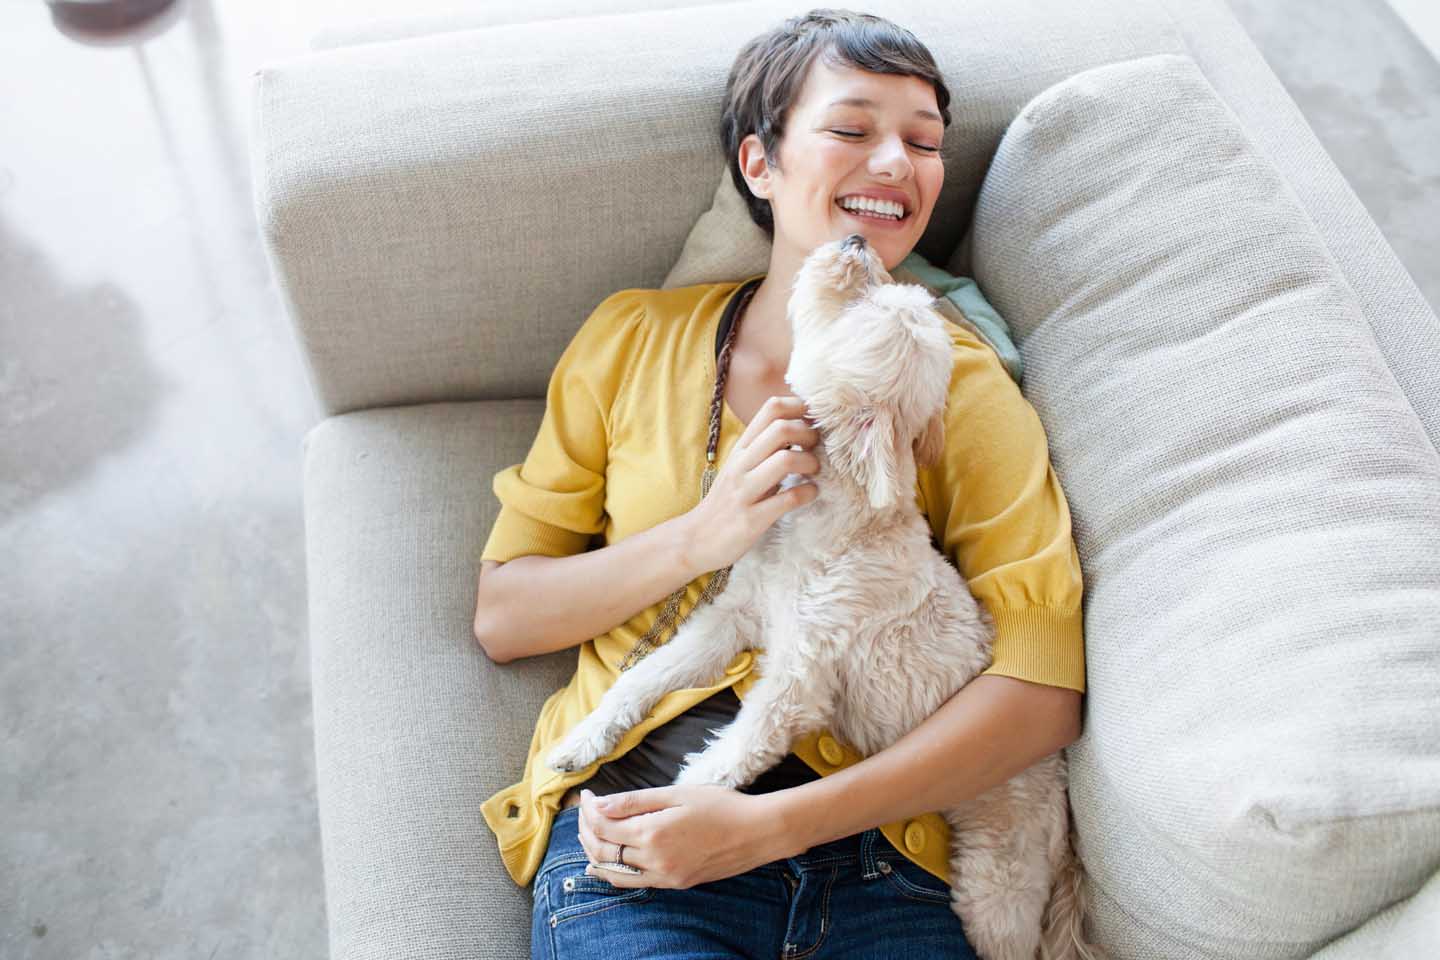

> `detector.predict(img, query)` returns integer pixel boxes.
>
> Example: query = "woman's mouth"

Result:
[834,199,912,229]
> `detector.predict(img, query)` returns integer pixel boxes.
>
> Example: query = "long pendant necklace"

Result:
[615,280,759,673]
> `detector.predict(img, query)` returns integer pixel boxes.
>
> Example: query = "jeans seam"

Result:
[791,854,857,869]
[533,881,553,960]
[786,865,836,959]
[883,865,953,904]
[860,827,880,880]
[535,853,594,879]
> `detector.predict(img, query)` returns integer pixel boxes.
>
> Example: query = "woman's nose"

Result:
[869,134,914,180]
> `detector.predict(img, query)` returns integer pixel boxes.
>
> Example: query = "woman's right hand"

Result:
[680,395,822,575]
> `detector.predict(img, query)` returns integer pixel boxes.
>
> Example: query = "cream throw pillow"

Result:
[971,52,1440,958]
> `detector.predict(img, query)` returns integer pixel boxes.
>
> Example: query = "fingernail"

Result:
[581,789,593,800]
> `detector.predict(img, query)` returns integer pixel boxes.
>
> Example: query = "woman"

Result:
[473,9,1087,958]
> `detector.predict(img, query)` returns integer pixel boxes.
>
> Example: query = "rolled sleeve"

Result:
[480,290,648,564]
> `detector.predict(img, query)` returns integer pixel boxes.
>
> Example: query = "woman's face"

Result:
[742,58,946,273]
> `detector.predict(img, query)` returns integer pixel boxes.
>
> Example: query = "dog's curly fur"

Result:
[547,236,1103,960]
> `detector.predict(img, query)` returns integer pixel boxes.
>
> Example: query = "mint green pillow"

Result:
[897,251,1022,384]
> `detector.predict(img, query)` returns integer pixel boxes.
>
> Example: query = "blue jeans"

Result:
[531,804,979,959]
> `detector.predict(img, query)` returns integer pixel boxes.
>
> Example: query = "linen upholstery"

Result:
[969,52,1440,959]
[302,402,565,959]
[661,160,771,290]
[1025,0,1440,443]
[252,0,1440,957]
[251,0,1186,416]
[308,0,749,50]
[255,0,1437,421]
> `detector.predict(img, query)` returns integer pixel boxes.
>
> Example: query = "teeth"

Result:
[839,196,904,220]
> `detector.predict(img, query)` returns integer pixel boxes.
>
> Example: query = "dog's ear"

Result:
[854,407,903,510]
[912,410,945,471]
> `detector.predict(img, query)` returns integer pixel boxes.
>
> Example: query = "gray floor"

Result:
[1,1,1436,957]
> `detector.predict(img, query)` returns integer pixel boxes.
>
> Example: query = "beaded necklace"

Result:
[615,278,761,673]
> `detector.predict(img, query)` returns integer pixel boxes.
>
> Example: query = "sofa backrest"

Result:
[250,0,1187,416]
[308,0,748,51]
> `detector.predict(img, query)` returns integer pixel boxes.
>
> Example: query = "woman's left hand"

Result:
[576,784,794,889]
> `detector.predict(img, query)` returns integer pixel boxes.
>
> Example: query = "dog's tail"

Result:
[1038,825,1111,960]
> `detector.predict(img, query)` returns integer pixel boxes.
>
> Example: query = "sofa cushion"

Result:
[661,161,771,290]
[971,52,1440,958]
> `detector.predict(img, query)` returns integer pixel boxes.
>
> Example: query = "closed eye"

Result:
[831,130,940,153]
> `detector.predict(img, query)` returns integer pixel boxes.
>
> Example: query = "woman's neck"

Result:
[739,243,809,375]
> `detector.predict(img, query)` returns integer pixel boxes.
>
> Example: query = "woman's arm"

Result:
[473,513,699,663]
[581,674,1082,885]
[475,395,822,664]
[763,674,1082,856]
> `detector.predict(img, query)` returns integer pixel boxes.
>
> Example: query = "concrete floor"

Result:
[1,1,1436,957]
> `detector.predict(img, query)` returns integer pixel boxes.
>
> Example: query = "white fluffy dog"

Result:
[546,235,1097,960]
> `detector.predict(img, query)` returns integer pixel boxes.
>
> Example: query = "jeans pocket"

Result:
[877,854,953,905]
[541,860,654,927]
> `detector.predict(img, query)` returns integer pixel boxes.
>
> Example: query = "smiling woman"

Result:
[711,15,952,375]
[473,8,1085,960]
[722,12,950,273]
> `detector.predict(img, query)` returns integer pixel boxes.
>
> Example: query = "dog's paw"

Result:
[545,723,614,774]
[674,751,744,789]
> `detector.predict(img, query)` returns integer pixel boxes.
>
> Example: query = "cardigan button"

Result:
[817,735,845,766]
[725,651,753,675]
[903,821,926,855]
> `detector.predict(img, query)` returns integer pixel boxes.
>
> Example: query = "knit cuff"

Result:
[979,605,1086,693]
[480,503,593,563]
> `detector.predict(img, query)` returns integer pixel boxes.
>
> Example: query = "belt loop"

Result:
[860,827,881,880]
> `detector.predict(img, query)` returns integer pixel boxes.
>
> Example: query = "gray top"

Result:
[577,684,822,797]
[577,277,821,799]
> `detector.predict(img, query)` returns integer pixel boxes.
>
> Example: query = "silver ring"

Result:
[595,841,643,875]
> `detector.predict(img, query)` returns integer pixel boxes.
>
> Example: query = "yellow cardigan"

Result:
[479,274,1086,888]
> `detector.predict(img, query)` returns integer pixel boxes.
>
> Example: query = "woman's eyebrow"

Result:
[825,96,943,124]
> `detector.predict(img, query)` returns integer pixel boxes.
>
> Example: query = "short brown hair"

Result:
[720,8,952,239]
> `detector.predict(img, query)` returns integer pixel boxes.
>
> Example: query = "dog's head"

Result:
[785,235,952,510]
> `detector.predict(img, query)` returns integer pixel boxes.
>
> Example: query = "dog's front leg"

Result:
[545,595,756,774]
[674,659,834,790]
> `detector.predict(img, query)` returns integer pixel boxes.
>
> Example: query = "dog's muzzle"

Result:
[842,233,867,250]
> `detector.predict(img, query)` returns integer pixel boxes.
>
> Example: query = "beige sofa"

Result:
[250,1,1440,957]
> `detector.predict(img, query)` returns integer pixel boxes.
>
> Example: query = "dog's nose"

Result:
[842,233,866,251]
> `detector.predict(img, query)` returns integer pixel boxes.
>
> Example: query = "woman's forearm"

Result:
[474,514,705,663]
[761,675,1083,857]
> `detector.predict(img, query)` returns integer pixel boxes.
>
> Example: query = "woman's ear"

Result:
[913,411,945,471]
[738,134,774,200]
